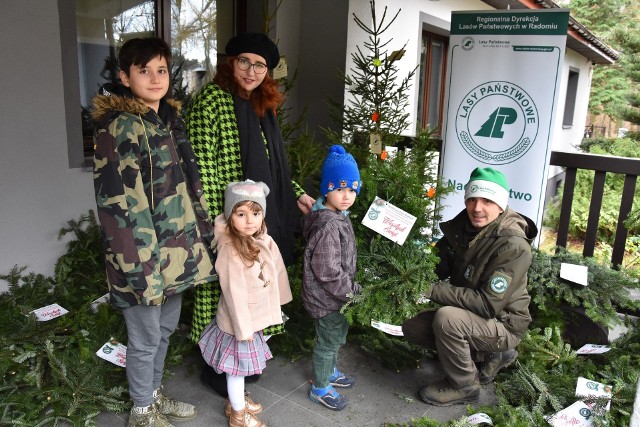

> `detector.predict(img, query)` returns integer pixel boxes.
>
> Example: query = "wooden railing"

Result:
[549,151,640,268]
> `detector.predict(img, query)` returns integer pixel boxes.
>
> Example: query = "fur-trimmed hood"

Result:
[91,83,182,126]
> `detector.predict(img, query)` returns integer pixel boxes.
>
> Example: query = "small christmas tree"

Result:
[321,0,450,367]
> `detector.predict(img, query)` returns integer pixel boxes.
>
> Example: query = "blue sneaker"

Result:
[329,367,356,388]
[309,385,348,411]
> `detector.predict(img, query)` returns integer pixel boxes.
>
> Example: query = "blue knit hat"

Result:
[320,145,361,196]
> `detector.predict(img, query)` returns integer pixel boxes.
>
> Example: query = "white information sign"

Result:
[439,10,570,235]
[361,197,416,245]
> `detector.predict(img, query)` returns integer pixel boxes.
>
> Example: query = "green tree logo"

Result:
[475,107,518,138]
[455,81,539,165]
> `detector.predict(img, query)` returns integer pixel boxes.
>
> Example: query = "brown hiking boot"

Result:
[418,378,480,406]
[127,405,174,427]
[153,388,197,421]
[478,349,518,385]
[228,407,266,427]
[225,393,263,417]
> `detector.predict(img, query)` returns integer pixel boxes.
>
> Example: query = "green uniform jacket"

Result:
[185,82,303,342]
[92,93,216,309]
[431,207,538,337]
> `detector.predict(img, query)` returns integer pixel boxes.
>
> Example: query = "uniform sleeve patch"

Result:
[488,273,511,296]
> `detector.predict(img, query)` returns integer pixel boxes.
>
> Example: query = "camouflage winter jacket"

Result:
[92,91,216,309]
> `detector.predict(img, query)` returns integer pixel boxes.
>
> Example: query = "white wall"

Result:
[345,0,594,151]
[0,1,96,289]
[345,0,492,136]
[550,48,594,153]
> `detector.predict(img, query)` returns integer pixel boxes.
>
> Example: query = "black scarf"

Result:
[233,95,299,265]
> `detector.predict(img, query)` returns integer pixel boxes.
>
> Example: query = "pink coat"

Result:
[213,215,293,340]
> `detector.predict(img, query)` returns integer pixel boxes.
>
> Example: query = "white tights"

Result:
[226,374,246,411]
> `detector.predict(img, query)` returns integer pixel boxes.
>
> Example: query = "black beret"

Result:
[225,32,280,70]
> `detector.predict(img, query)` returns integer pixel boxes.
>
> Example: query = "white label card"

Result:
[96,340,127,367]
[576,344,610,355]
[361,197,416,245]
[466,413,494,425]
[370,320,404,336]
[545,401,595,427]
[560,263,588,286]
[90,293,110,312]
[31,303,69,321]
[575,377,612,411]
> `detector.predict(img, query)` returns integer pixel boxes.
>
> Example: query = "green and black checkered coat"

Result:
[186,82,304,342]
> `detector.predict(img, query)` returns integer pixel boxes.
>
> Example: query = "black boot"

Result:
[200,364,228,397]
[200,364,261,397]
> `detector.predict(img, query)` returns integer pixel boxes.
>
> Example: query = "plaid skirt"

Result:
[198,319,273,376]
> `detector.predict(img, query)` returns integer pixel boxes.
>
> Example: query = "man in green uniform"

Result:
[402,167,537,406]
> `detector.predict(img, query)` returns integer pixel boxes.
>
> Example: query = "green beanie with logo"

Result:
[464,167,510,210]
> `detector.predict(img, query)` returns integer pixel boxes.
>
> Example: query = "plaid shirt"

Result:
[302,205,360,319]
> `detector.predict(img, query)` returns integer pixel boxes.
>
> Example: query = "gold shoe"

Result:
[228,407,266,427]
[225,393,263,417]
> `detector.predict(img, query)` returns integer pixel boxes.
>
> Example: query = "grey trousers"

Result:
[122,293,182,407]
[402,306,520,387]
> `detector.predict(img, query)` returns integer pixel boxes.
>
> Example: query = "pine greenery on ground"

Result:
[2,2,640,426]
[0,212,193,426]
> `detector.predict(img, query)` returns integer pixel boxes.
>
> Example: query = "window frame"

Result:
[418,30,448,135]
[562,67,580,128]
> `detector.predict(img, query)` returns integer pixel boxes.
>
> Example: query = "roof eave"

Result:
[480,0,618,64]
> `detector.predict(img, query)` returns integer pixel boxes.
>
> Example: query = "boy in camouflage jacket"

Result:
[92,38,216,427]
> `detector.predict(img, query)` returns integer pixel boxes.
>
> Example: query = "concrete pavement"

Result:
[97,342,498,426]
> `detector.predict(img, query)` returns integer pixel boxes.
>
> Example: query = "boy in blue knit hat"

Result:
[302,145,362,411]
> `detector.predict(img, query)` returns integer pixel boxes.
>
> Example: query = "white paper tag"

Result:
[545,401,595,426]
[272,56,288,80]
[96,340,127,367]
[369,133,382,154]
[361,197,416,245]
[370,320,404,336]
[31,303,69,321]
[576,344,610,355]
[466,412,494,425]
[560,263,588,286]
[575,377,612,411]
[90,293,110,312]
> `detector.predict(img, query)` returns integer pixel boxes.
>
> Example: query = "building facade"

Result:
[0,0,615,284]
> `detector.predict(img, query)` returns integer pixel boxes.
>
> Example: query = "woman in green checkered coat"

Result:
[185,33,314,396]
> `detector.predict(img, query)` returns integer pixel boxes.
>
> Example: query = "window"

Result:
[74,0,220,165]
[562,68,579,127]
[417,31,448,134]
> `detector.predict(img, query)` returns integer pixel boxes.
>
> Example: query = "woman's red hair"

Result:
[213,57,284,117]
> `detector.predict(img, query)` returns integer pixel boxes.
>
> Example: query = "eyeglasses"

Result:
[235,57,268,74]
